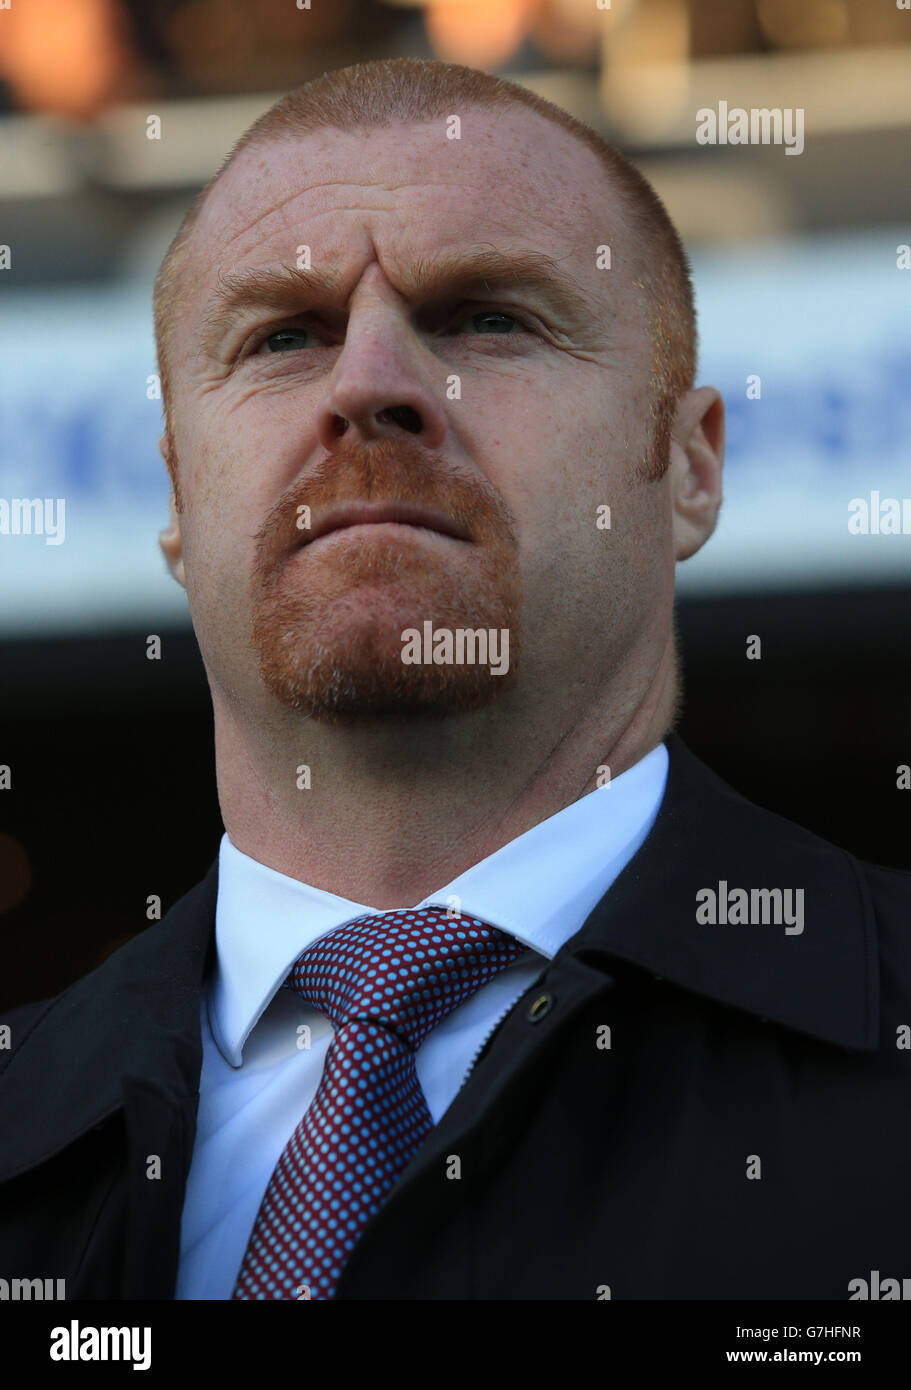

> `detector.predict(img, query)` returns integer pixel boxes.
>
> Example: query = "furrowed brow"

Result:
[199,247,593,352]
[200,264,347,352]
[407,248,593,326]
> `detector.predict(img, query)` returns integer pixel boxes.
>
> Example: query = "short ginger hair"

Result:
[153,57,697,495]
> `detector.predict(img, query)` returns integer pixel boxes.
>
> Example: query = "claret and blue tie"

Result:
[232,905,524,1300]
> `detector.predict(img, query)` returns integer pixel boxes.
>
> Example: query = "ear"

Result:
[158,436,186,587]
[667,386,725,562]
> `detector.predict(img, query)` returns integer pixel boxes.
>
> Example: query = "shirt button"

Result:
[526,992,555,1023]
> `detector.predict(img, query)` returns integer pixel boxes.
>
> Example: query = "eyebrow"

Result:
[199,246,593,351]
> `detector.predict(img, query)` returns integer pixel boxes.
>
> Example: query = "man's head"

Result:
[155,57,722,736]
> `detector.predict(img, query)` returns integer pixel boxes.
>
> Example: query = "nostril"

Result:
[377,405,421,433]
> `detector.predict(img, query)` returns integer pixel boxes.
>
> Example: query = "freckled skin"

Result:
[158,108,724,906]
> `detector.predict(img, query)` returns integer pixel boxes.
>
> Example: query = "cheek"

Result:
[543,396,645,534]
[181,512,258,650]
[176,391,303,532]
[172,434,259,611]
[518,401,664,606]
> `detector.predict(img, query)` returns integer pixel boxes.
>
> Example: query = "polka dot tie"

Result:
[231,905,526,1300]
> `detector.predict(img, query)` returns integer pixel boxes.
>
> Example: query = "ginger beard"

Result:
[249,437,523,724]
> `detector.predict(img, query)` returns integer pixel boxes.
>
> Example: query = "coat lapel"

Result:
[0,860,219,1296]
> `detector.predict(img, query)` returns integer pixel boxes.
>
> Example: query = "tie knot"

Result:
[286,905,526,1051]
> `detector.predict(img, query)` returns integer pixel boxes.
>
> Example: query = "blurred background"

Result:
[1,0,909,1007]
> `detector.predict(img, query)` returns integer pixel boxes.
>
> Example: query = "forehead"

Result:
[184,107,629,295]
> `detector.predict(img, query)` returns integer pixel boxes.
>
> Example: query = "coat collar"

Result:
[0,863,218,1182]
[0,734,878,1181]
[569,732,878,1052]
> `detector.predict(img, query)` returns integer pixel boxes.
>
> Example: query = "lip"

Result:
[302,500,471,546]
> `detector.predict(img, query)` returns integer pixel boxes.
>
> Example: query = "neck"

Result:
[211,635,677,908]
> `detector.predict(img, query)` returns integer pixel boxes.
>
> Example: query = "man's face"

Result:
[162,108,674,728]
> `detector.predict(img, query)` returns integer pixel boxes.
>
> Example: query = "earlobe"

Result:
[157,432,186,587]
[671,387,725,563]
[159,491,186,588]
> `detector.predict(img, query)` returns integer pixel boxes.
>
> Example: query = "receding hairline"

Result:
[166,99,638,281]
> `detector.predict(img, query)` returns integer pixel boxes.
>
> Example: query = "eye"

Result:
[240,305,535,362]
[451,308,530,337]
[262,326,311,353]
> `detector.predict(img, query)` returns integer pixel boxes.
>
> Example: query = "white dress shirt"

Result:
[175,741,669,1299]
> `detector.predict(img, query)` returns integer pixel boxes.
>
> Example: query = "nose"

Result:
[315,309,448,457]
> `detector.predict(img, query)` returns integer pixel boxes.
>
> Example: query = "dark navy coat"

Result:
[2,734,909,1299]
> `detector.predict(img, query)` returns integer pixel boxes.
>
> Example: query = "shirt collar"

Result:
[210,742,669,1066]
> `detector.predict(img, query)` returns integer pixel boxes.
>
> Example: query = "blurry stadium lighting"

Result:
[533,0,603,63]
[757,0,850,50]
[601,46,911,148]
[0,0,135,119]
[552,0,638,28]
[424,0,536,66]
[600,0,690,140]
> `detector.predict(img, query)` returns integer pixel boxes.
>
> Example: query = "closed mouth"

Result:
[303,500,471,546]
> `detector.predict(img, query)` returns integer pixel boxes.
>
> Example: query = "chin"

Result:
[256,618,519,725]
